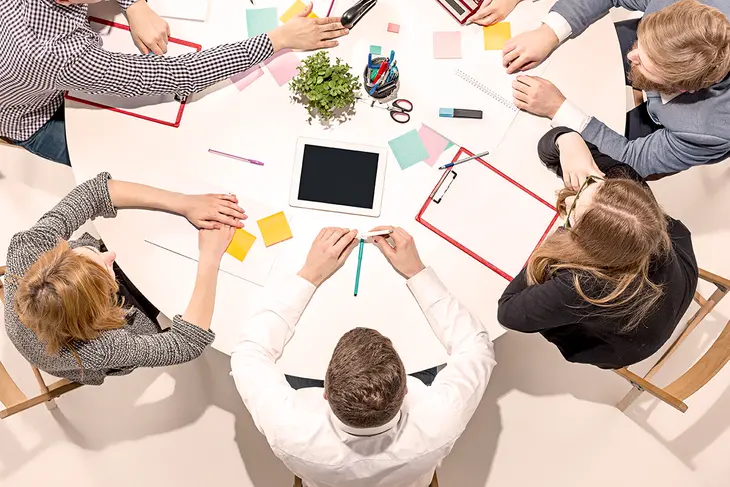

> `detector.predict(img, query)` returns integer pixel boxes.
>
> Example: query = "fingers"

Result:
[333,230,358,257]
[298,1,314,17]
[368,225,395,234]
[134,37,150,55]
[338,238,359,264]
[373,236,396,259]
[321,227,338,242]
[149,41,164,56]
[522,61,539,71]
[506,55,530,74]
[218,193,239,204]
[316,16,343,25]
[199,220,218,230]
[219,201,247,220]
[315,228,329,242]
[502,46,521,67]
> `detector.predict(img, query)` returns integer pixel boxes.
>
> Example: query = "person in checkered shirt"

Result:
[0,0,348,166]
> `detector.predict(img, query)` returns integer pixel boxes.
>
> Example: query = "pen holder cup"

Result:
[363,57,400,101]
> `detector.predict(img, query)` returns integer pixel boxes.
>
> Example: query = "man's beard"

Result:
[628,63,671,93]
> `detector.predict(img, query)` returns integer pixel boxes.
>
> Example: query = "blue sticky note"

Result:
[247,8,278,38]
[370,45,382,55]
[388,130,430,170]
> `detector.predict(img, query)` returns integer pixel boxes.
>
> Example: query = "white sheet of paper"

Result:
[418,153,558,279]
[67,20,198,125]
[146,195,285,287]
[148,0,210,21]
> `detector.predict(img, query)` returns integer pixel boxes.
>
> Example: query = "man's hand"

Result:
[268,2,349,52]
[198,225,236,262]
[298,228,359,287]
[556,132,605,190]
[502,24,559,74]
[512,76,565,118]
[127,0,170,55]
[181,193,247,230]
[370,226,425,280]
[467,0,521,26]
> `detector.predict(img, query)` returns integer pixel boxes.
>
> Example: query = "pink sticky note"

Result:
[387,23,400,33]
[433,31,462,59]
[418,124,451,166]
[264,49,302,87]
[231,66,265,91]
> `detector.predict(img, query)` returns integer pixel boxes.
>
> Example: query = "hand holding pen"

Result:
[369,226,426,280]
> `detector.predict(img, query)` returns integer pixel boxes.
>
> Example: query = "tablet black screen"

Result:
[298,145,380,209]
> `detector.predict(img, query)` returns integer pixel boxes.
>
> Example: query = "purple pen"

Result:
[208,148,264,166]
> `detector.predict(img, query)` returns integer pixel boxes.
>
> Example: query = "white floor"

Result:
[2,13,730,484]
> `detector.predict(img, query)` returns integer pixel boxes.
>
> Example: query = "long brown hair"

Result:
[526,179,672,331]
[14,241,127,358]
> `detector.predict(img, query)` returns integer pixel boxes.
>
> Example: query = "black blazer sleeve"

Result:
[498,267,582,333]
[537,127,647,185]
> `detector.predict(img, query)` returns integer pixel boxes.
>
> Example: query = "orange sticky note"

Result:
[483,22,511,50]
[280,0,318,23]
[257,211,293,247]
[226,229,257,262]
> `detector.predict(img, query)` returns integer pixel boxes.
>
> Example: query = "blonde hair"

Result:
[526,179,672,331]
[639,0,730,92]
[14,241,127,357]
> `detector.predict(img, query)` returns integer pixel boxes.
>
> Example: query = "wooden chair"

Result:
[614,268,730,413]
[0,265,83,419]
[294,472,439,486]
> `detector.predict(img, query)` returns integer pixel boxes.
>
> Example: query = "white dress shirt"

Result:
[230,267,496,487]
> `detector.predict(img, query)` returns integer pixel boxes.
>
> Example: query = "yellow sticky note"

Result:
[280,0,318,23]
[257,211,293,247]
[226,229,257,262]
[483,22,511,50]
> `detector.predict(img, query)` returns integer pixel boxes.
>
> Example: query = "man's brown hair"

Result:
[325,327,407,429]
[638,0,730,92]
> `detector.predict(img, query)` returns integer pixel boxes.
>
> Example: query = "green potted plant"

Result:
[290,51,360,124]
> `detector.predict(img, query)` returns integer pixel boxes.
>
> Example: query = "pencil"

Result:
[354,238,364,297]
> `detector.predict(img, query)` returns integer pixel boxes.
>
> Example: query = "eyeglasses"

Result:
[563,175,604,229]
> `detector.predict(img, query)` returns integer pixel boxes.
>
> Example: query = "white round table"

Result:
[67,0,626,378]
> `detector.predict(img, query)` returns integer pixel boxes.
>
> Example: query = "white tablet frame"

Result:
[289,137,389,217]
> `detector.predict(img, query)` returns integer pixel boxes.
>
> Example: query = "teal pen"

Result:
[354,238,365,297]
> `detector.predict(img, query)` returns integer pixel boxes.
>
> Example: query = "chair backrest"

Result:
[616,268,730,412]
[0,265,82,418]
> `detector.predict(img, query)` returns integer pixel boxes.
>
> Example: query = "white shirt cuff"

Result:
[406,267,448,308]
[551,99,591,132]
[542,11,573,44]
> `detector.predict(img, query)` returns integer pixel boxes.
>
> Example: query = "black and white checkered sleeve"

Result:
[115,0,136,10]
[54,34,274,97]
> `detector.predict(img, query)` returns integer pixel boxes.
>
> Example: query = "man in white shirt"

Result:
[230,226,496,487]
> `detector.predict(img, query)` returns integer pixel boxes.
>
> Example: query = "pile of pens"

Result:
[364,50,399,99]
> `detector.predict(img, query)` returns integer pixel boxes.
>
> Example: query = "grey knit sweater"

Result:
[3,173,215,385]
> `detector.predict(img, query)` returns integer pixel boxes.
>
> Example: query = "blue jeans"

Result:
[286,367,440,390]
[11,102,70,166]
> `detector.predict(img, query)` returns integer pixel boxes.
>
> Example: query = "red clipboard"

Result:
[64,17,202,128]
[434,0,483,24]
[416,148,559,281]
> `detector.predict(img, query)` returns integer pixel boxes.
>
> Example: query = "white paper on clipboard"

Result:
[148,0,210,21]
[417,152,558,280]
[145,195,288,287]
[66,19,199,126]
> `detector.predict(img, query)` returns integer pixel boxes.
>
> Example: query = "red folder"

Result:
[416,148,559,281]
[64,17,202,128]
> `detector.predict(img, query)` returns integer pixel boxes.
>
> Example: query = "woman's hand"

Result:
[182,194,247,230]
[556,132,605,190]
[126,0,170,55]
[198,225,236,262]
[467,0,521,26]
[268,2,349,52]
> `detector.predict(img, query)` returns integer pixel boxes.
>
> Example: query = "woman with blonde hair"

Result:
[5,172,244,384]
[498,127,699,369]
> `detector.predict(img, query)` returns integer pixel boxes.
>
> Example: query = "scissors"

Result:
[361,98,413,123]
